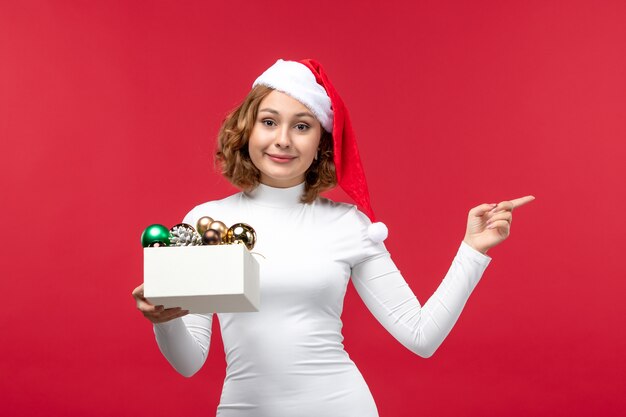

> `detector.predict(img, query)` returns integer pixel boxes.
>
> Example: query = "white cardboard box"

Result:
[143,244,260,313]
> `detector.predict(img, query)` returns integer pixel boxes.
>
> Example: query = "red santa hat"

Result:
[253,59,388,242]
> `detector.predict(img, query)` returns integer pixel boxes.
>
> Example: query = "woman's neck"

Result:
[244,182,305,208]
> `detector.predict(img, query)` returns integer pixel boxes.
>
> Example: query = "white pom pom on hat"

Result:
[367,222,388,243]
[253,58,387,242]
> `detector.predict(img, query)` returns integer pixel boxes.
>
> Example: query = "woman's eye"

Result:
[295,123,309,131]
[262,119,275,127]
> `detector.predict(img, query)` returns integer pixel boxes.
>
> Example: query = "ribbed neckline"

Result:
[243,182,305,208]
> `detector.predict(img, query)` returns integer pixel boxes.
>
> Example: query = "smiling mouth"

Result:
[266,153,297,162]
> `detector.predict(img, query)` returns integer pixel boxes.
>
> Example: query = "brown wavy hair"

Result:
[215,85,337,203]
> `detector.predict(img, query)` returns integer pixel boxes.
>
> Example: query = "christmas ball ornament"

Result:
[226,223,256,250]
[141,224,170,247]
[196,216,214,235]
[202,229,222,245]
[169,223,203,246]
[209,221,228,242]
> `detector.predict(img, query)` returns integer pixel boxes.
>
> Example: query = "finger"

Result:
[486,219,511,233]
[490,196,535,214]
[490,201,513,213]
[486,212,512,225]
[137,299,163,314]
[510,195,535,210]
[155,308,189,323]
[135,292,160,312]
[154,306,183,317]
[141,305,171,321]
[469,203,499,217]
[132,283,145,301]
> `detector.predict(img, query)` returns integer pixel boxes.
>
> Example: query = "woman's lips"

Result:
[266,153,296,163]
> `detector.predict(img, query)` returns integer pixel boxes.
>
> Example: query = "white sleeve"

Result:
[351,241,491,358]
[151,205,214,377]
[153,313,213,377]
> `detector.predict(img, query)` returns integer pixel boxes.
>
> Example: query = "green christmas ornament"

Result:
[141,224,171,247]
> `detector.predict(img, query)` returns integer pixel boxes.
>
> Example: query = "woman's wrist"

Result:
[463,236,489,255]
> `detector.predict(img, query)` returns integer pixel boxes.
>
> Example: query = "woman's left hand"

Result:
[463,196,535,255]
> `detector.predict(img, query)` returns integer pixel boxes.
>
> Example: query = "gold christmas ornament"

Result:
[202,229,222,245]
[196,216,214,235]
[226,223,257,250]
[209,221,228,243]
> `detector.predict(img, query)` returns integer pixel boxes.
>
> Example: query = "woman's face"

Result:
[248,90,322,188]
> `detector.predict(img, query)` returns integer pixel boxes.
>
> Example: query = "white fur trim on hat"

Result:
[252,59,334,133]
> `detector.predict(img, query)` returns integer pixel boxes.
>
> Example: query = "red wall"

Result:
[1,1,625,416]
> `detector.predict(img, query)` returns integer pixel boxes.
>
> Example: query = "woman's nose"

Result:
[274,126,291,148]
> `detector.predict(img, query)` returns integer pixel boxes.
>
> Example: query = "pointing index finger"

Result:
[510,195,535,210]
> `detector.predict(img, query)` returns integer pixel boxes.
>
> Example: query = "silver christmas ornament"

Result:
[169,223,202,246]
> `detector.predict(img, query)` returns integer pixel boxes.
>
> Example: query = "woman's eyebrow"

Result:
[259,108,279,114]
[258,108,315,119]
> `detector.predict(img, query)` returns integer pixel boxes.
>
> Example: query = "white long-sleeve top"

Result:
[153,182,491,416]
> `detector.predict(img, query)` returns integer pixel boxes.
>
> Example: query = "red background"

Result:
[1,1,625,416]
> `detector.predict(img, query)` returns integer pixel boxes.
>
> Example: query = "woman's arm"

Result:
[350,196,534,356]
[132,283,212,377]
[351,241,490,358]
[153,313,213,377]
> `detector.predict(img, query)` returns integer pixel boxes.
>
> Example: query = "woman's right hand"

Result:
[132,283,189,323]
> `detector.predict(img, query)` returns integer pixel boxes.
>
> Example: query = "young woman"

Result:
[132,59,534,416]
